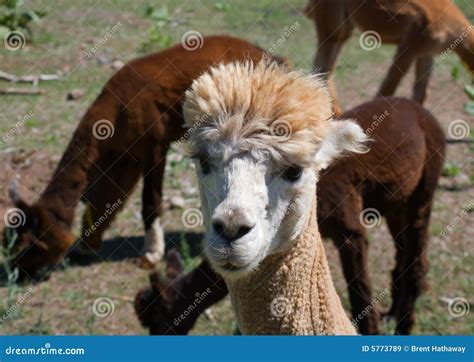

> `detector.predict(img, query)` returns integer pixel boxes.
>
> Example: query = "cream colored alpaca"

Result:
[183,61,368,335]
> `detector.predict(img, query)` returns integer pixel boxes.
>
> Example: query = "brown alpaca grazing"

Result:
[3,36,284,279]
[305,0,474,115]
[135,97,446,335]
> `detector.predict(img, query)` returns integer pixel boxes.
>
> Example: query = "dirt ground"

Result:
[0,0,472,335]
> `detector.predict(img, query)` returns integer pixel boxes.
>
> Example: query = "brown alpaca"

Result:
[3,36,284,279]
[305,0,474,115]
[135,97,446,335]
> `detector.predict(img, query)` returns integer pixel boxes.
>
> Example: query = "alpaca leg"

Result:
[377,25,420,97]
[394,186,439,334]
[454,40,474,72]
[308,0,353,76]
[141,146,168,265]
[314,41,347,116]
[80,153,140,254]
[309,1,353,116]
[393,138,443,334]
[333,230,379,334]
[413,56,433,104]
[313,32,350,116]
[393,205,432,335]
[384,209,409,319]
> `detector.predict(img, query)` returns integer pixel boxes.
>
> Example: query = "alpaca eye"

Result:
[282,166,303,181]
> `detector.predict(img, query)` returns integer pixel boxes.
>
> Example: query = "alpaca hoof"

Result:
[137,256,155,269]
[137,251,163,269]
[141,220,165,269]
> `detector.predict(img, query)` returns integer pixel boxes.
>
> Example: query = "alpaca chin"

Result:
[204,229,267,280]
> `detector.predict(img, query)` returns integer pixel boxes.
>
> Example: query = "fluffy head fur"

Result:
[184,61,337,167]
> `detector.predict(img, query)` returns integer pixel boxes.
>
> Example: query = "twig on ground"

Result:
[108,295,134,303]
[0,70,60,86]
[0,88,45,95]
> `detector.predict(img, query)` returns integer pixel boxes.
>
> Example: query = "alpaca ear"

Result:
[11,199,38,232]
[149,272,177,304]
[166,249,184,279]
[9,181,20,204]
[314,120,369,171]
[8,182,38,231]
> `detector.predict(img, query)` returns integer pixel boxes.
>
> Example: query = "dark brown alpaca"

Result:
[305,0,474,115]
[3,36,283,279]
[135,97,446,335]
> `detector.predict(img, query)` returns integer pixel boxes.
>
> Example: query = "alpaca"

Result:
[305,0,474,115]
[178,60,369,335]
[135,97,446,335]
[3,36,284,279]
[133,248,224,335]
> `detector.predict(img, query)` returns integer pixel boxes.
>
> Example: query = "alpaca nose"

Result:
[211,210,255,243]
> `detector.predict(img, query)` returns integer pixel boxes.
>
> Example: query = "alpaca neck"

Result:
[38,93,119,228]
[226,199,355,335]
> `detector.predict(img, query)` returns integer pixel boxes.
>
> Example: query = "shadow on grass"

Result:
[0,231,204,285]
[67,231,204,266]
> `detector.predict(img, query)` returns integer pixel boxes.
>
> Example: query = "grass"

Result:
[0,230,20,324]
[0,0,472,335]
